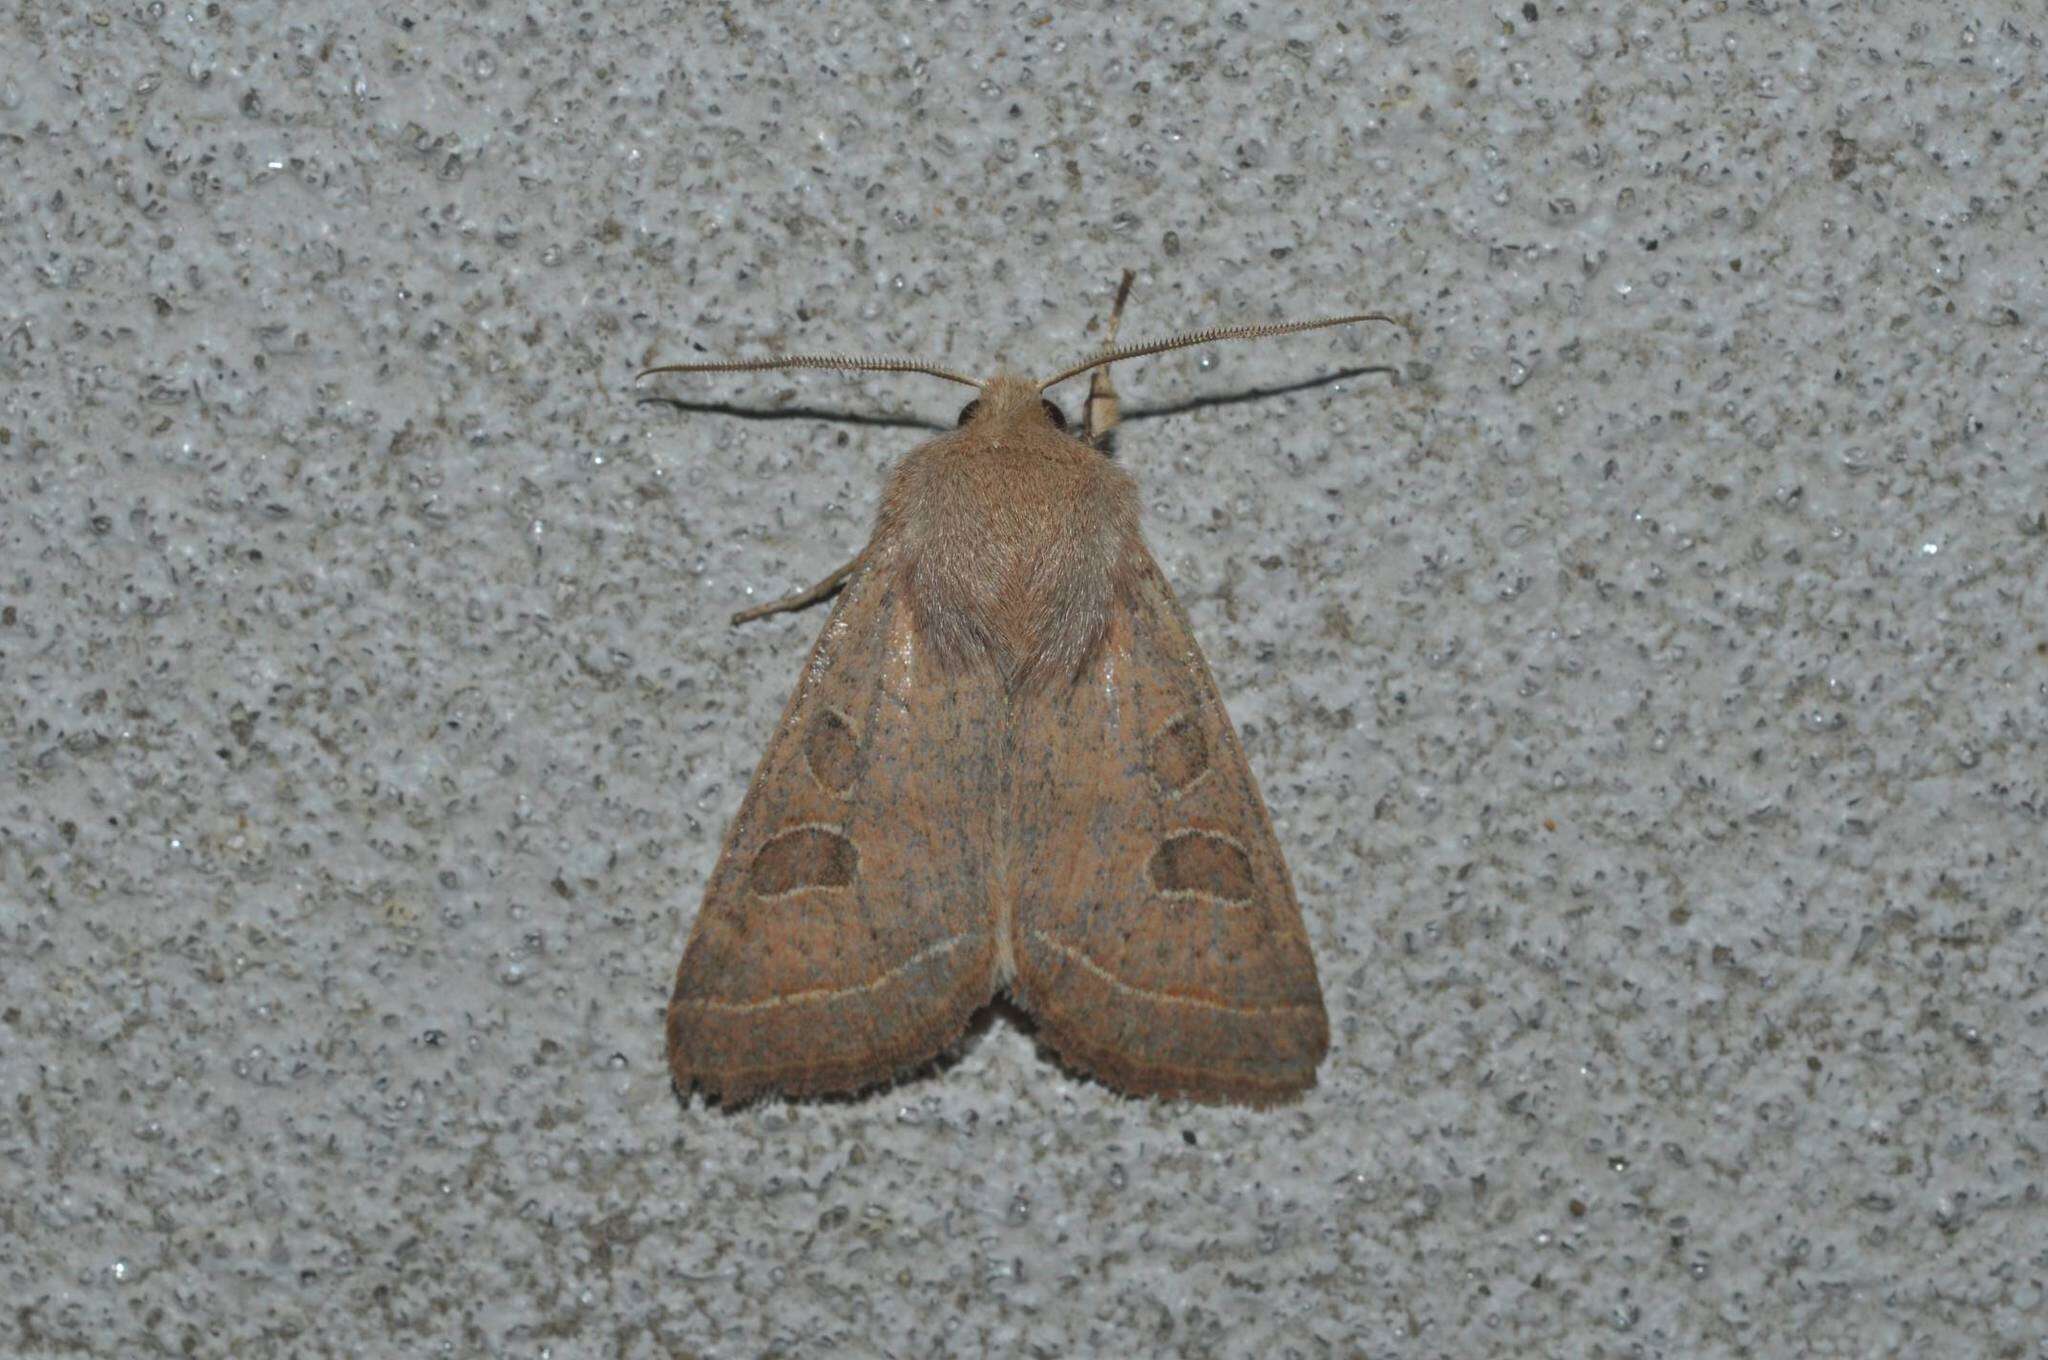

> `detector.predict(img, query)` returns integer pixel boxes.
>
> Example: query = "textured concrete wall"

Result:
[4,2,2043,1356]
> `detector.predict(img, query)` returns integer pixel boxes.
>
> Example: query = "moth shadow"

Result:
[968,991,1039,1051]
[635,394,949,433]
[1119,364,1397,426]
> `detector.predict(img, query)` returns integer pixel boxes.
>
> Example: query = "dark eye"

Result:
[955,399,982,427]
[1040,399,1067,430]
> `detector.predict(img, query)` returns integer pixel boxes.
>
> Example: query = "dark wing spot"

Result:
[1144,713,1211,794]
[804,709,860,794]
[749,827,857,897]
[1149,830,1256,905]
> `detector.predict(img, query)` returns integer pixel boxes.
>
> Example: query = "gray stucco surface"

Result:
[4,3,2043,1356]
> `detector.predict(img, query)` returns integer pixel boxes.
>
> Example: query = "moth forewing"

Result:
[664,548,1006,1102]
[1005,550,1330,1105]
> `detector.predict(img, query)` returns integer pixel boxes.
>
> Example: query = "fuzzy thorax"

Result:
[878,374,1142,688]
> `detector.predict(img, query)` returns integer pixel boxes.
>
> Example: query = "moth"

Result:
[641,276,1393,1105]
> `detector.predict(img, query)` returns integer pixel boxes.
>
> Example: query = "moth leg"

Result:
[731,553,863,625]
[1084,268,1138,452]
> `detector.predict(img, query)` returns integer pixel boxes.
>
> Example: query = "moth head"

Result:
[954,396,1069,432]
[954,375,1069,434]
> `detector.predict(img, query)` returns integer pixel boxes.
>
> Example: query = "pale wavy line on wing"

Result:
[678,934,974,1015]
[1026,929,1319,1018]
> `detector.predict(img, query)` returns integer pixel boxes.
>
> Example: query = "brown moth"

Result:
[641,277,1394,1106]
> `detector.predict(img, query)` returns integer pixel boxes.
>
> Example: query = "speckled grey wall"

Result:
[4,2,2043,1356]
